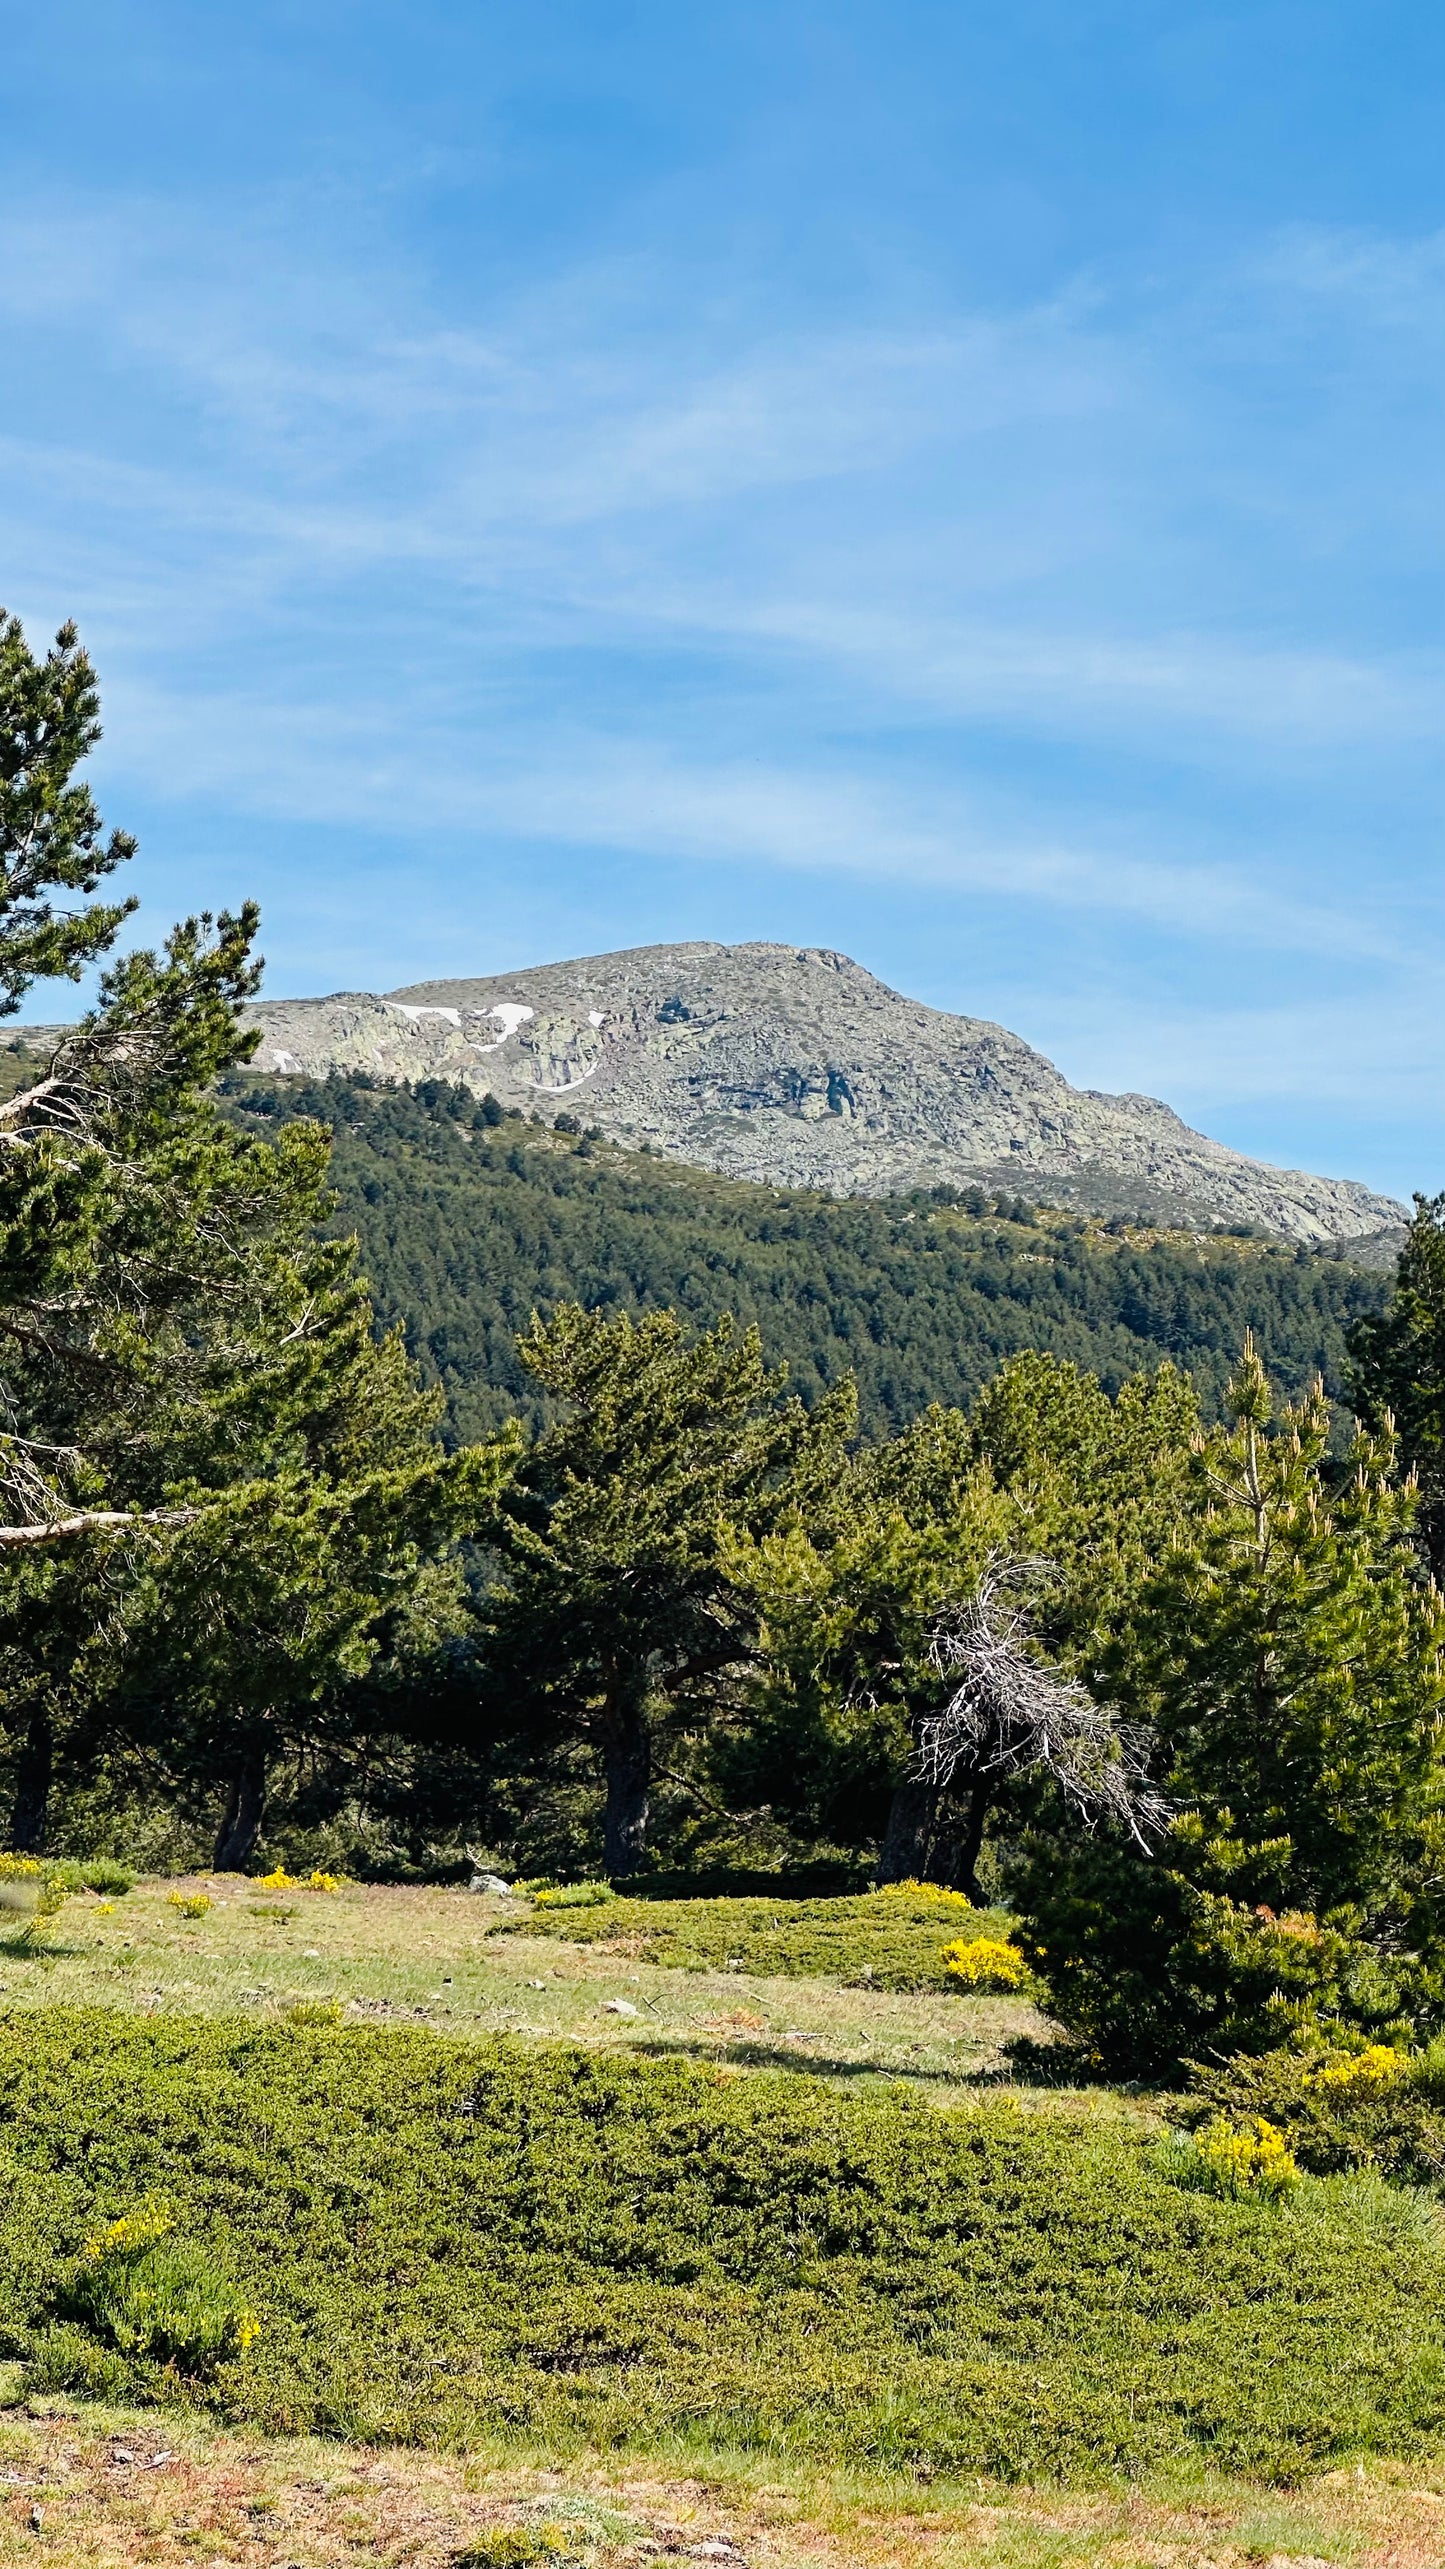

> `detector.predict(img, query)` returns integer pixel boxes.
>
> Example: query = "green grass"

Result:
[495,1886,1019,1993]
[0,1877,1050,2099]
[3,2008,1445,2484]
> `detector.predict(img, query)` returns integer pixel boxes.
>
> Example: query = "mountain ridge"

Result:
[237,940,1403,1249]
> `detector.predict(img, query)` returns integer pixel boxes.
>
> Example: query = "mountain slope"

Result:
[223,1072,1388,1445]
[245,941,1404,1248]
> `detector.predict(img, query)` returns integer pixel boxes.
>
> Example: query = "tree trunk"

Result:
[600,1686,651,1878]
[954,1777,994,1904]
[213,1746,269,1871]
[9,1706,53,1854]
[878,1778,943,1883]
[878,1773,994,1895]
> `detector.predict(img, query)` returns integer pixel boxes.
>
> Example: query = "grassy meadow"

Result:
[5,1875,1445,2564]
[9,2406,1445,2569]
[0,1878,1049,2098]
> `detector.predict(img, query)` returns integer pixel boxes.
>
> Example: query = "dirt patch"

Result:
[4,2408,1445,2569]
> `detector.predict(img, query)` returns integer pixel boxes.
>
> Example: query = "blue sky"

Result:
[3,1,1443,1203]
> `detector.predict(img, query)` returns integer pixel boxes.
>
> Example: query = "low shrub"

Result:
[494,1887,1026,1993]
[85,1858,137,1896]
[54,2202,259,2378]
[458,2531,589,2568]
[0,2010,1443,2477]
[46,1858,136,1897]
[1187,2039,1445,2186]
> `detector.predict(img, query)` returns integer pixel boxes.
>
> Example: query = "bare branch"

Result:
[0,1504,198,1549]
[913,1558,1170,1848]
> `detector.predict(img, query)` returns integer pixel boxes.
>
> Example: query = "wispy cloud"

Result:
[2,186,1443,1190]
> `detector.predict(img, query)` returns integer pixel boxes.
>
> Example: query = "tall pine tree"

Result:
[0,611,514,1855]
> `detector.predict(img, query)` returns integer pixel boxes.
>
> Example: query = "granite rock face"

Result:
[243,941,1403,1247]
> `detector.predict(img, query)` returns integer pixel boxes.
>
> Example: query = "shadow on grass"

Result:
[632,2034,996,2085]
[0,1933,87,1963]
[627,2025,1109,2095]
[1000,2033,1110,2088]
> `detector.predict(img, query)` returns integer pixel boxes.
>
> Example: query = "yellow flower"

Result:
[1195,2115,1298,2199]
[255,1867,296,1892]
[873,1879,976,1907]
[235,2310,262,2351]
[84,2203,175,2262]
[1312,2044,1404,2097]
[167,1890,213,1918]
[305,1870,342,1894]
[941,1935,1027,1990]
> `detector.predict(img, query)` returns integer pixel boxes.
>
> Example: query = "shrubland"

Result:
[6,2009,1445,2482]
[495,1882,1028,1993]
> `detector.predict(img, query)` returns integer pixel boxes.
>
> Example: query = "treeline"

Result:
[224,1069,1387,1441]
[9,608,1445,2094]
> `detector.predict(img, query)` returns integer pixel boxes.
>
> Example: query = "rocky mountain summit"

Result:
[234,941,1404,1249]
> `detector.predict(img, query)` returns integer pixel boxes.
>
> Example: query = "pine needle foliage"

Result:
[217,1072,1388,1443]
[1021,1341,1445,2074]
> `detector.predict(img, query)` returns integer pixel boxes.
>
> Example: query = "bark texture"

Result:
[600,1688,651,1878]
[213,1747,269,1871]
[878,1774,991,1897]
[9,1706,53,1854]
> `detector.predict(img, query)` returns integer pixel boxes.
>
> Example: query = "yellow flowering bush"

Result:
[1193,2115,1298,2200]
[167,1890,212,1919]
[0,1852,67,1930]
[71,2199,260,2371]
[306,1870,342,1894]
[1311,2044,1405,2098]
[874,1879,976,1909]
[942,1935,1027,1990]
[255,1866,342,1894]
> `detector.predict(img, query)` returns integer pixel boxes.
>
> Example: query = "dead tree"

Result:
[879,1560,1169,1893]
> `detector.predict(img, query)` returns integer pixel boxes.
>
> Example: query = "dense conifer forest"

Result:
[223,1069,1389,1443]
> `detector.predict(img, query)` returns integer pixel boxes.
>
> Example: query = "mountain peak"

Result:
[245,939,1404,1248]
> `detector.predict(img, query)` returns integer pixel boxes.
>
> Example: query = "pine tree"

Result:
[477,1304,855,1874]
[1139,1338,1445,1912]
[1351,1192,1445,1576]
[721,1353,1198,1889]
[0,612,136,1007]
[0,612,515,1855]
[1022,1339,1445,2072]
